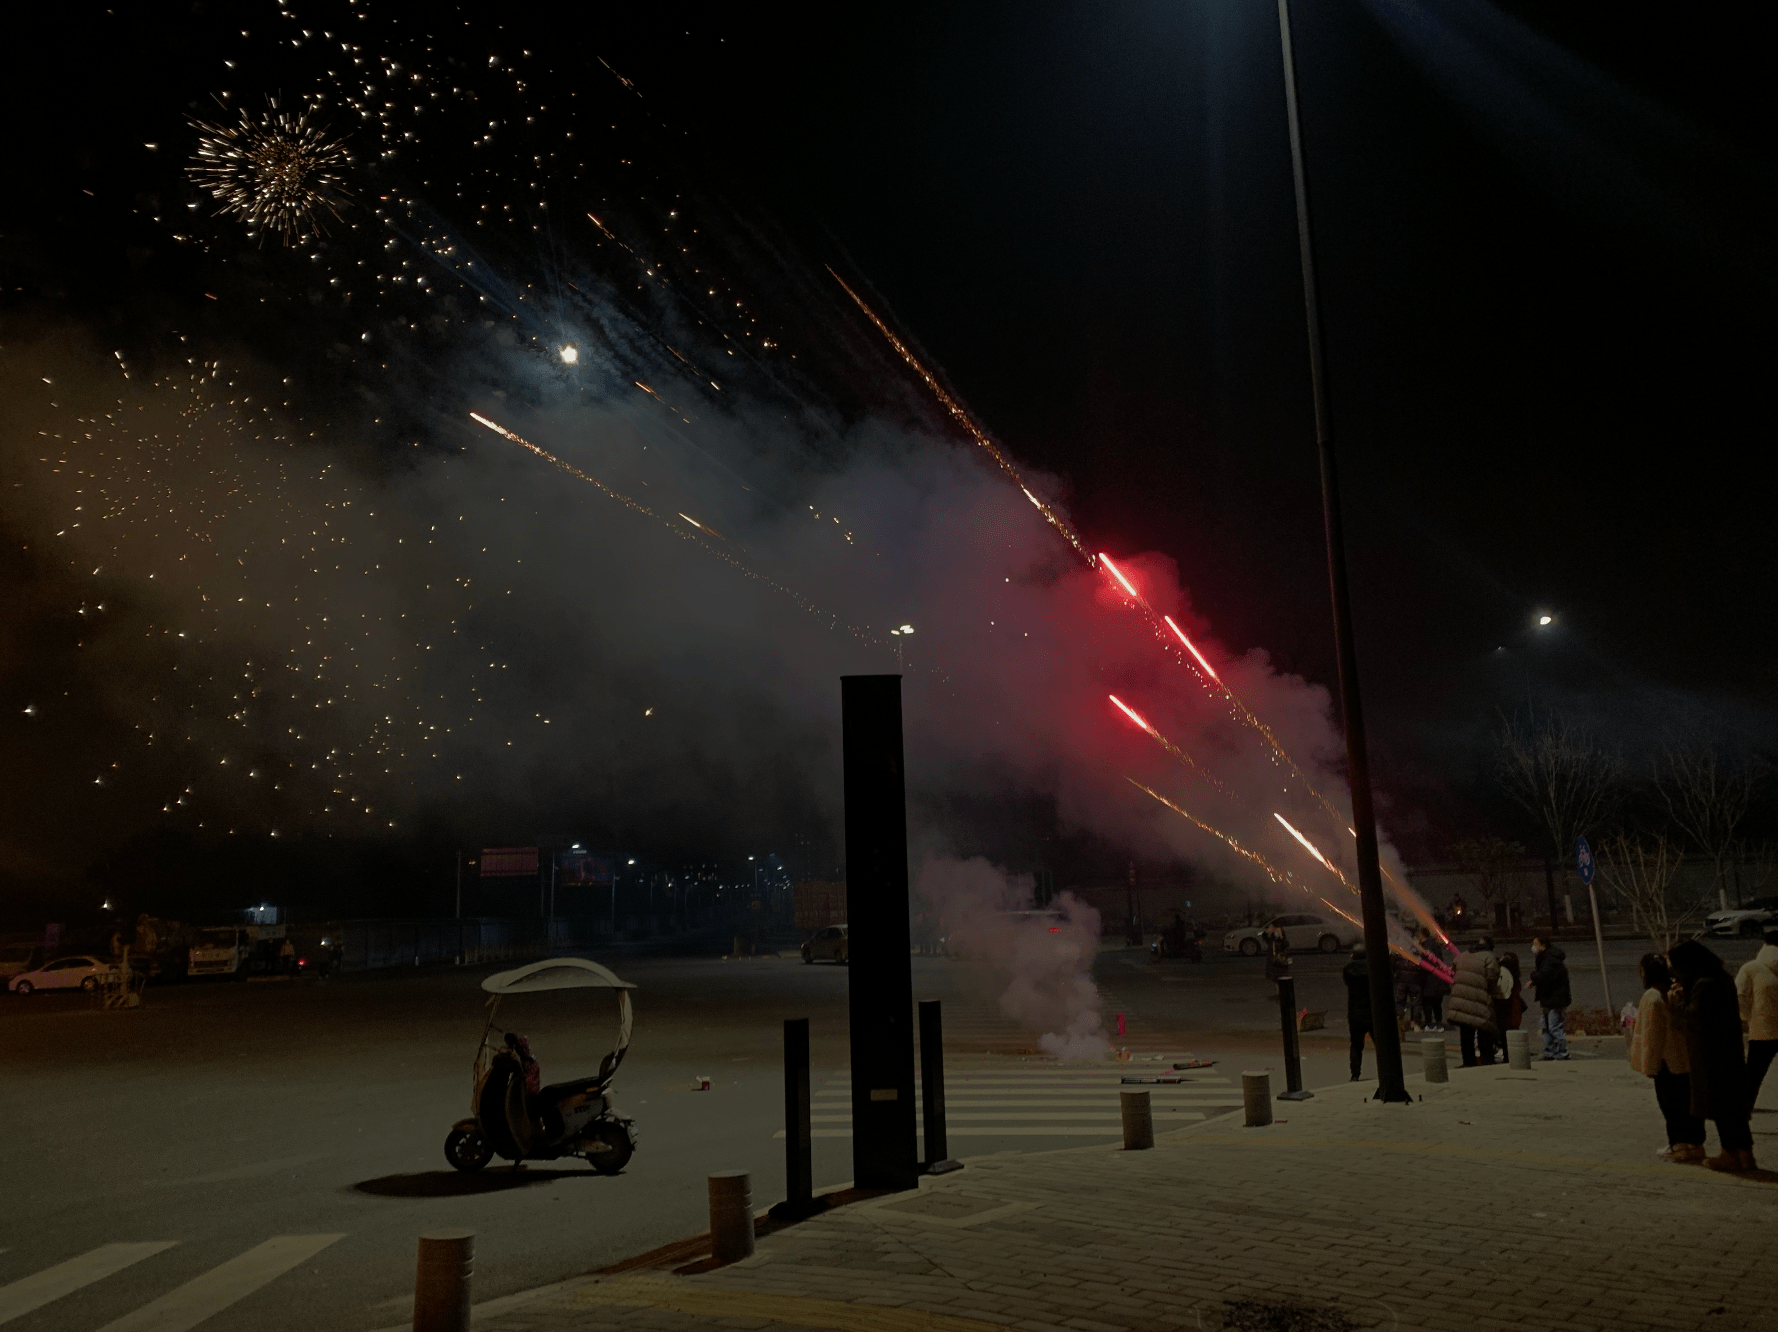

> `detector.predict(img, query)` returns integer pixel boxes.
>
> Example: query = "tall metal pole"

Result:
[1276,0,1408,1103]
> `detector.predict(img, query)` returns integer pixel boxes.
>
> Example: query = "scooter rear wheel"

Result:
[445,1125,493,1172]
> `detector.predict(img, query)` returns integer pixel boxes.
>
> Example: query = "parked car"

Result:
[801,925,848,964]
[1224,913,1358,957]
[9,955,117,995]
[1703,896,1778,939]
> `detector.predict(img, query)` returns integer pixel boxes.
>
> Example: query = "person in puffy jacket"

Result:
[1628,952,1703,1161]
[1735,929,1778,1103]
[1446,936,1501,1067]
[1528,938,1571,1060]
[1668,939,1754,1172]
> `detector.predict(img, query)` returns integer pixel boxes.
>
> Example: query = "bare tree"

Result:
[1655,733,1765,911]
[1497,710,1626,868]
[1451,836,1527,925]
[1598,832,1696,949]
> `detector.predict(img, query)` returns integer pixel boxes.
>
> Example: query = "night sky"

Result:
[2,1,1772,917]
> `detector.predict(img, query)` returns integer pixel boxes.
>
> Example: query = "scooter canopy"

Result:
[480,957,636,994]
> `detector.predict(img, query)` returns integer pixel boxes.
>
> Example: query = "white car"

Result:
[10,955,116,995]
[800,925,848,964]
[1224,913,1359,957]
[1703,897,1778,939]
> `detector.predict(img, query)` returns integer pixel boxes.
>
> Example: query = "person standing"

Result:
[1494,950,1524,1042]
[1262,920,1291,983]
[1344,943,1375,1081]
[1735,928,1778,1104]
[1393,950,1425,1032]
[1446,935,1502,1067]
[1668,939,1755,1171]
[1628,952,1704,1162]
[1528,937,1571,1061]
[1418,931,1452,1031]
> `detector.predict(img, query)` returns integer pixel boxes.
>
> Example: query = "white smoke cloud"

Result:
[915,855,1107,1061]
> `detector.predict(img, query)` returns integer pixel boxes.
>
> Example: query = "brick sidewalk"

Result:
[473,1061,1778,1332]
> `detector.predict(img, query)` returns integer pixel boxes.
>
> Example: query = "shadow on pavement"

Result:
[353,1167,592,1197]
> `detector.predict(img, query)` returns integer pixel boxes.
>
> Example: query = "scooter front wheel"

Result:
[445,1124,494,1172]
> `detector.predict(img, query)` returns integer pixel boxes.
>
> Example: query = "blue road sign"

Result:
[1575,836,1595,886]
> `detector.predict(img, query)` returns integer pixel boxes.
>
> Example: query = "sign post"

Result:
[1575,836,1612,1015]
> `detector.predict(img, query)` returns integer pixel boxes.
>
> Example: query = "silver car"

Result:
[1224,913,1359,957]
[800,925,848,964]
[1703,897,1778,939]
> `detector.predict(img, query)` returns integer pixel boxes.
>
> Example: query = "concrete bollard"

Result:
[1422,1036,1448,1084]
[1506,1029,1531,1070]
[1120,1089,1154,1150]
[708,1170,756,1263]
[413,1229,473,1332]
[1242,1071,1273,1127]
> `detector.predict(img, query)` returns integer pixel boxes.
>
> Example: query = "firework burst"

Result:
[188,99,351,243]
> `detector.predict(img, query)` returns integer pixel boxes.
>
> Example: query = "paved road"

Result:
[0,934,1763,1332]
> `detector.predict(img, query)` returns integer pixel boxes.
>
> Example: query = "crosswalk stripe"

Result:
[902,1099,1241,1109]
[0,1243,177,1326]
[775,1124,1192,1138]
[94,1235,345,1332]
[809,1111,1216,1122]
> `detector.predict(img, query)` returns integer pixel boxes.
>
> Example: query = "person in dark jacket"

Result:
[1668,939,1755,1172]
[1344,944,1374,1081]
[1392,951,1424,1031]
[1527,937,1571,1060]
[1417,929,1451,1030]
[1262,921,1291,983]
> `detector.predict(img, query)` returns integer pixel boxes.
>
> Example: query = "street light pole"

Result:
[1277,0,1408,1104]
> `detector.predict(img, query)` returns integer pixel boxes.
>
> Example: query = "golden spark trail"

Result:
[826,267,1089,560]
[1273,812,1353,890]
[1127,779,1298,888]
[1108,695,1229,794]
[468,413,892,651]
[1131,783,1448,978]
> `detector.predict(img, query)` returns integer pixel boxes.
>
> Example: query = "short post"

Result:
[919,1000,963,1174]
[708,1171,755,1263]
[1120,1089,1154,1149]
[1422,1036,1449,1084]
[1506,1028,1531,1070]
[779,1019,814,1217]
[1275,976,1315,1101]
[1242,1071,1274,1127]
[413,1229,473,1332]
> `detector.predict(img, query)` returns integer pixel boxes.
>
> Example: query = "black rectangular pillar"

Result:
[919,1000,963,1174]
[779,1018,814,1217]
[842,675,918,1192]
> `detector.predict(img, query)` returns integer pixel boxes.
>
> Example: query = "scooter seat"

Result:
[538,1075,606,1104]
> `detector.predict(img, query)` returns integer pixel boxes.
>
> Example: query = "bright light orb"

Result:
[559,345,579,364]
[1538,614,1553,626]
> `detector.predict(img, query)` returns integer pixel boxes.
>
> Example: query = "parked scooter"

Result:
[443,957,638,1174]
